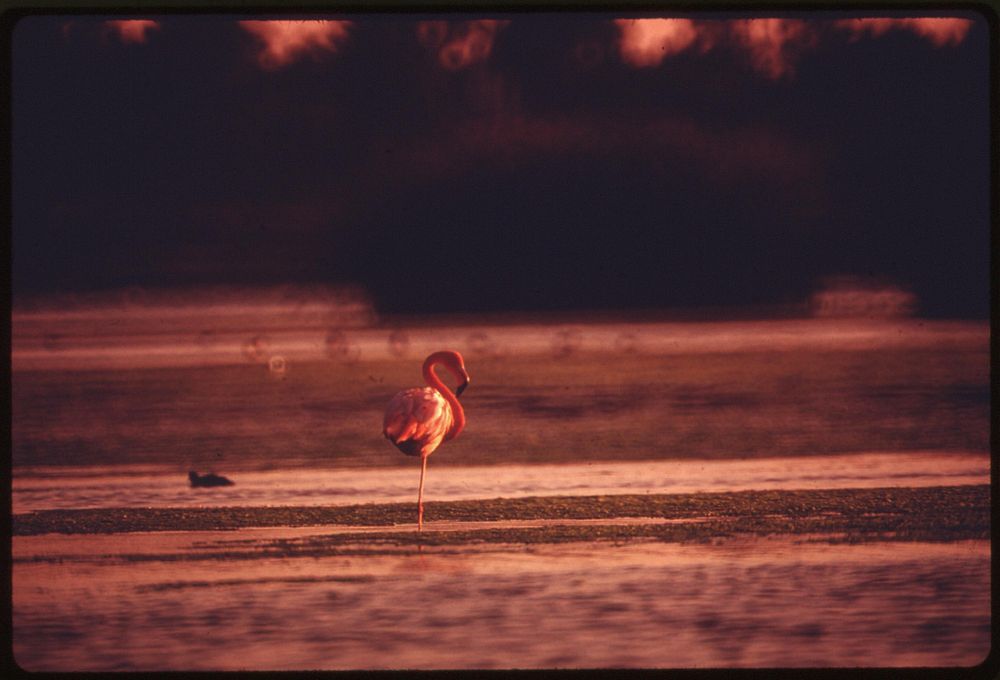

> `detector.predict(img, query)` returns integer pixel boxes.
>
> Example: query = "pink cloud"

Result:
[614,18,814,79]
[833,18,973,47]
[615,18,703,67]
[239,20,352,70]
[417,20,510,70]
[104,20,160,44]
[729,19,815,79]
[614,16,972,79]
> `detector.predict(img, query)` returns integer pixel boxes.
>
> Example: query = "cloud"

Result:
[417,20,510,70]
[615,18,813,79]
[615,18,703,67]
[832,18,973,47]
[615,16,973,79]
[239,20,352,70]
[729,19,815,79]
[104,20,160,44]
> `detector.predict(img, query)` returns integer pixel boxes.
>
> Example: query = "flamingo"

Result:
[383,350,470,530]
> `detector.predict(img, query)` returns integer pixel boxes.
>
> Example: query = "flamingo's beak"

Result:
[456,375,470,398]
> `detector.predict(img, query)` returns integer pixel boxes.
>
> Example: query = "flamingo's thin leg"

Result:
[418,454,428,531]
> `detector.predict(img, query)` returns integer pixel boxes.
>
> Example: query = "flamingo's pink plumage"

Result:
[383,387,454,457]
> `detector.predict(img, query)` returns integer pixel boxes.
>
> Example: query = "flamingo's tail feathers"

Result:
[396,439,425,456]
[383,415,414,441]
[383,418,424,456]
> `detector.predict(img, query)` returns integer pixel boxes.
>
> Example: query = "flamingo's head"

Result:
[449,353,471,398]
[424,350,470,398]
[455,372,470,397]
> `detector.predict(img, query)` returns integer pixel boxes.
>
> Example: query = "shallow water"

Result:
[12,319,990,473]
[12,450,989,513]
[12,534,990,670]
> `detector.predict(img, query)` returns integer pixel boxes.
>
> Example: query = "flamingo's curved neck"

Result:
[423,356,466,442]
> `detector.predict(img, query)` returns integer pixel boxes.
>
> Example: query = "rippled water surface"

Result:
[13,535,990,670]
[13,318,989,472]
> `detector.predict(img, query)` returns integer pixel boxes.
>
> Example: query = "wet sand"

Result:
[14,484,989,542]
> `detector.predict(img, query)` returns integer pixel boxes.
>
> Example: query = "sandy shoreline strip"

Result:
[13,485,988,548]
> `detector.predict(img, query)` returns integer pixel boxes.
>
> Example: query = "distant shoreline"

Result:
[11,315,988,372]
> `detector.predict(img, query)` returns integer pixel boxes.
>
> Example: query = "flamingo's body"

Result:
[383,387,455,457]
[383,350,469,530]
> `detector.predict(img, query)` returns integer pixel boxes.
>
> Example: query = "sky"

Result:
[10,10,992,317]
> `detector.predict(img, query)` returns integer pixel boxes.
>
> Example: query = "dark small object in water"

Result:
[189,470,235,488]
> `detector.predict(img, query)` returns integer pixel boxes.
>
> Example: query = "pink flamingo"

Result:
[383,350,470,530]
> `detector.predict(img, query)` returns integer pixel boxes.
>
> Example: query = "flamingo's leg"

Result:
[417,454,428,531]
